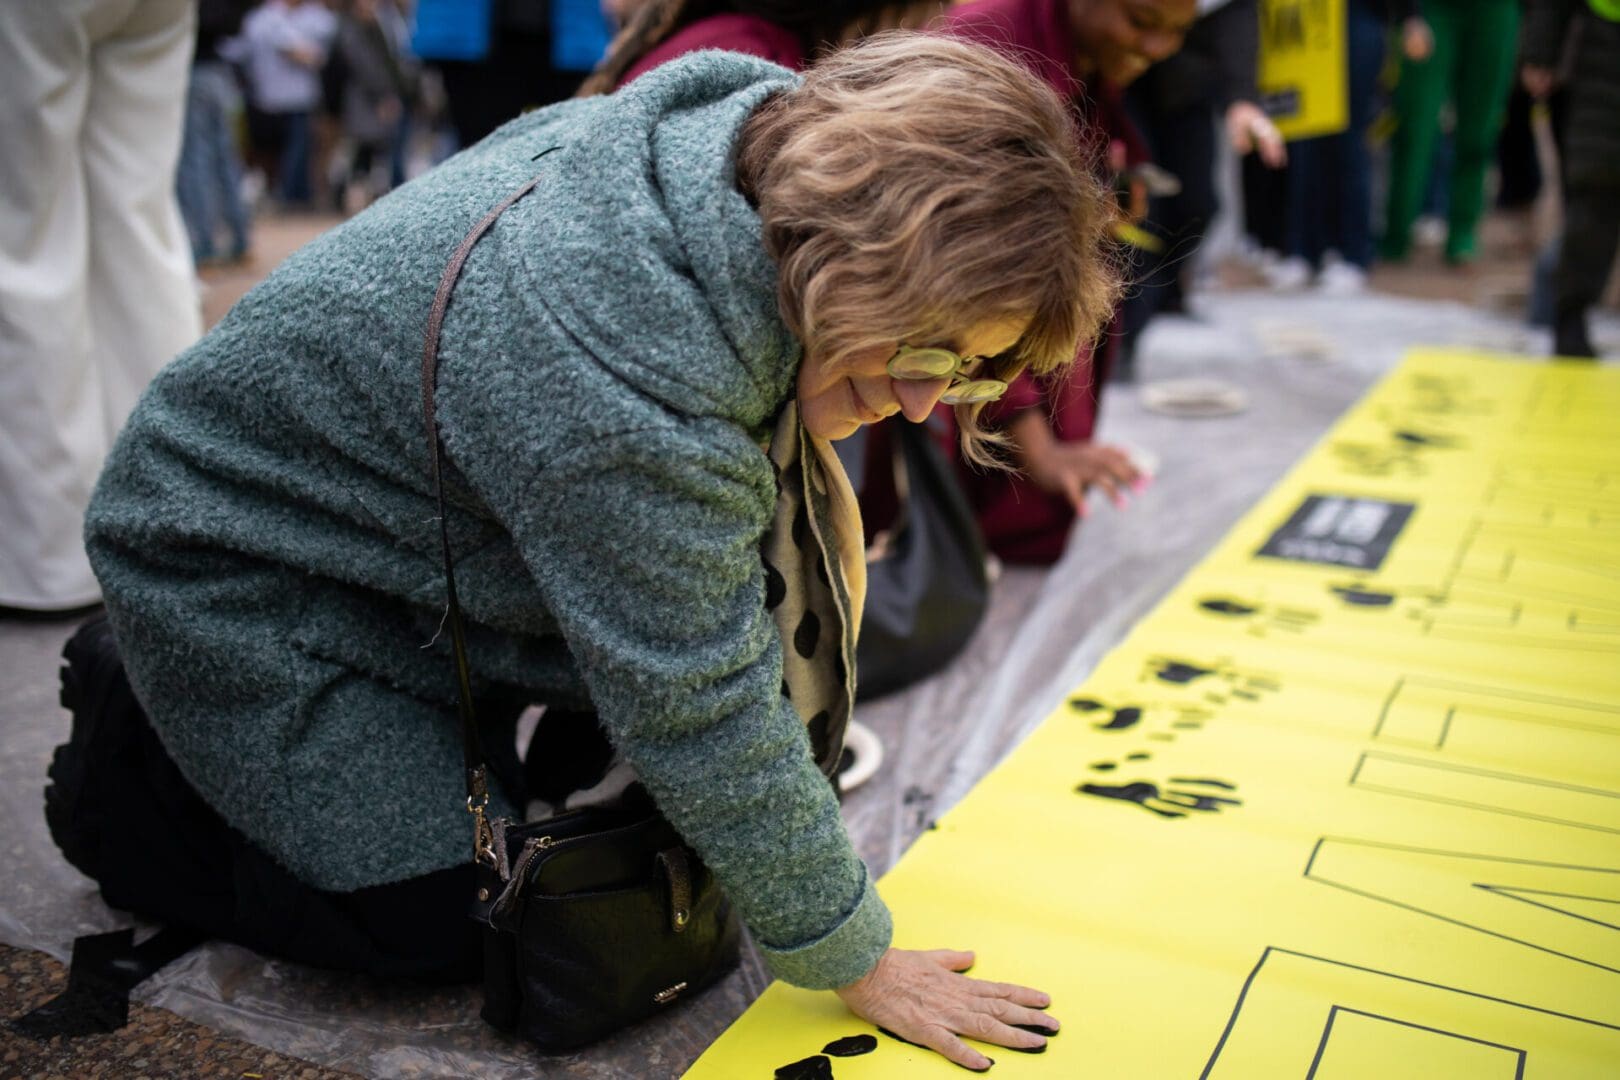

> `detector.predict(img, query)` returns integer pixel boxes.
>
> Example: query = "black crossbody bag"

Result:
[420,172,741,1053]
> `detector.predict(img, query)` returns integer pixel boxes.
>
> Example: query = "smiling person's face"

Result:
[796,313,1031,441]
[1067,0,1198,87]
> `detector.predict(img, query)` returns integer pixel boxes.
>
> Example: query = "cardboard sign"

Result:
[685,350,1620,1078]
[1258,0,1349,140]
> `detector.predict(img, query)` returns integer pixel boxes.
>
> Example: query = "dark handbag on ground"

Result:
[421,172,740,1054]
[855,419,991,701]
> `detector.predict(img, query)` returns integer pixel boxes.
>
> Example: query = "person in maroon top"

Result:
[942,0,1197,564]
[591,0,1198,566]
[581,2,944,93]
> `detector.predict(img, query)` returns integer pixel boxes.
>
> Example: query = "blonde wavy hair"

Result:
[735,33,1121,464]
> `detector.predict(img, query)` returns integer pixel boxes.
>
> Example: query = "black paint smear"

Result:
[903,786,933,806]
[1153,660,1215,684]
[1170,776,1235,789]
[1332,584,1396,607]
[1068,697,1103,712]
[1090,761,1118,772]
[775,1054,833,1080]
[1200,597,1258,617]
[1126,752,1150,761]
[924,819,939,830]
[880,1028,991,1074]
[1015,1024,1060,1036]
[1393,429,1455,447]
[823,1034,878,1057]
[1008,1041,1047,1054]
[1231,689,1259,701]
[1096,705,1142,731]
[1171,720,1202,730]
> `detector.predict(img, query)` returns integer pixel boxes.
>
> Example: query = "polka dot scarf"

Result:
[761,400,867,775]
[532,401,866,820]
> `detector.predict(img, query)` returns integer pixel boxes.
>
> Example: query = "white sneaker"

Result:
[1413,215,1447,249]
[1316,261,1368,296]
[1263,256,1311,291]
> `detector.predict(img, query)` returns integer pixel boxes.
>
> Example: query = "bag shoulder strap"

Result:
[420,154,556,865]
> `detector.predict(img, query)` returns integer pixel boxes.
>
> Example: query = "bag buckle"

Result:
[468,790,498,869]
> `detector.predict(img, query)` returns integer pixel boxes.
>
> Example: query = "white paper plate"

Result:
[1253,319,1338,363]
[1140,377,1249,418]
[838,720,884,793]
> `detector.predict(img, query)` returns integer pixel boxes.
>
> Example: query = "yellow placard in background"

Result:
[1258,0,1348,140]
[686,351,1620,1078]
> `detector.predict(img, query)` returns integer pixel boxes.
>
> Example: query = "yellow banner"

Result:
[1258,0,1348,140]
[687,350,1620,1078]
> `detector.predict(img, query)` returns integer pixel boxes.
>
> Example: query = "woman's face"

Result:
[1066,0,1198,87]
[796,314,1031,441]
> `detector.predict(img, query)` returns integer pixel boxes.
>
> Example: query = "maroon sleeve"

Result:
[980,370,1048,426]
[1091,86,1151,167]
[619,15,806,86]
[944,0,1082,101]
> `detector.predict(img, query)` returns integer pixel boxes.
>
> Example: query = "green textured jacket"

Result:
[85,53,891,990]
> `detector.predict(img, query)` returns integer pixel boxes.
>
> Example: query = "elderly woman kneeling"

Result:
[64,33,1116,1069]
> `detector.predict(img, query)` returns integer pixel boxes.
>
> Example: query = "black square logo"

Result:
[1256,495,1415,571]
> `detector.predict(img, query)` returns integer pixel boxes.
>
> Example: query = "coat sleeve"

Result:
[493,422,892,989]
[1200,0,1260,108]
[1521,0,1577,70]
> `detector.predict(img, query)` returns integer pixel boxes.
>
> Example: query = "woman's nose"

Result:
[892,377,950,422]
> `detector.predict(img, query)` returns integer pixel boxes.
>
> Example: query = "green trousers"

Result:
[1380,0,1521,262]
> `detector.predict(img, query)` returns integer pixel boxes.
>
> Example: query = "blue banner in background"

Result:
[411,0,496,62]
[551,0,614,72]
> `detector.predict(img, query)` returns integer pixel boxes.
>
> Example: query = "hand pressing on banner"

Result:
[836,948,1059,1072]
[1012,422,1149,518]
[1225,100,1287,169]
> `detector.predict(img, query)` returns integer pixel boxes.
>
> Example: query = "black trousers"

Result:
[46,617,613,982]
[1558,175,1620,320]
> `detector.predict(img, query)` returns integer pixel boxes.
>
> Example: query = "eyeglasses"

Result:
[885,346,1008,405]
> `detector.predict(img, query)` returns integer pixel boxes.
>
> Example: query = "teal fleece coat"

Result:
[85,53,891,990]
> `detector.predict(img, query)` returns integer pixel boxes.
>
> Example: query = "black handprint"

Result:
[1077,777,1241,819]
[1069,697,1143,731]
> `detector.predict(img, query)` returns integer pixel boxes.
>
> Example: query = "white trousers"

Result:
[0,0,201,609]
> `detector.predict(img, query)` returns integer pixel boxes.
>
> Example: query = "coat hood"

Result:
[516,52,803,434]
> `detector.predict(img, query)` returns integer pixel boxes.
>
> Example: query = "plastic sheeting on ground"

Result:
[688,349,1620,1077]
[0,288,1598,1078]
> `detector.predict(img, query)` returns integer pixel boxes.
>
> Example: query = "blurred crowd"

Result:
[181,0,1617,349]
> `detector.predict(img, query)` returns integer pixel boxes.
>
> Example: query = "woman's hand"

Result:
[1225,101,1288,169]
[1030,442,1142,514]
[835,948,1059,1071]
[1521,64,1556,100]
[1402,17,1434,62]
